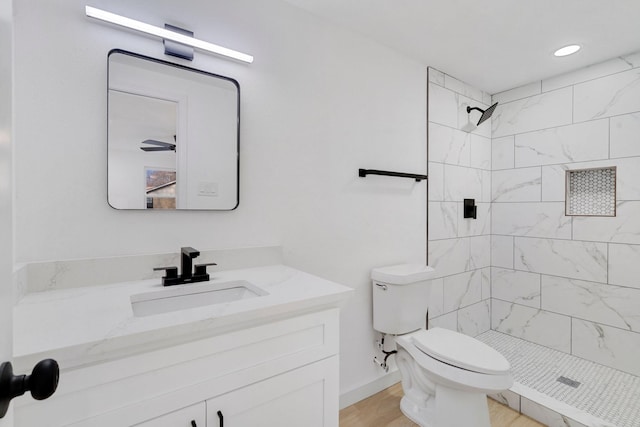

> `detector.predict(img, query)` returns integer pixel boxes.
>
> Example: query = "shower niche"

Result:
[565,166,616,217]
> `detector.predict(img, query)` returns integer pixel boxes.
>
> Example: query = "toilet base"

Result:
[400,385,491,427]
[395,339,505,427]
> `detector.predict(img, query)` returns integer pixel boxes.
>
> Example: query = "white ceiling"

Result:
[282,0,640,94]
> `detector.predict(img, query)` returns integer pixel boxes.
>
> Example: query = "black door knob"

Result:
[0,359,59,418]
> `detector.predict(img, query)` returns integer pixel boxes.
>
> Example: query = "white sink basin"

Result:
[131,280,268,317]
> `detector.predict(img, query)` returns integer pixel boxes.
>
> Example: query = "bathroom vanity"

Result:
[12,265,352,426]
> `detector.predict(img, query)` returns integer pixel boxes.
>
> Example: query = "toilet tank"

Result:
[372,264,436,335]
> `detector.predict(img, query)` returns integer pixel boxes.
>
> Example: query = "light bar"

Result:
[85,6,254,63]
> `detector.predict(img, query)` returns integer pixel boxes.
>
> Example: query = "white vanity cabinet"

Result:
[132,357,337,427]
[14,308,342,427]
[133,402,205,427]
[205,357,337,427]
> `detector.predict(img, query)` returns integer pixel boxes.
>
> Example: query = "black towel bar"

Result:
[358,169,428,182]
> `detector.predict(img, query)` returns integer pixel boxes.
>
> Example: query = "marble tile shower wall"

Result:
[426,67,493,337]
[490,51,640,377]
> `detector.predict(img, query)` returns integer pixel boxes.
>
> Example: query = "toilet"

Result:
[372,264,513,427]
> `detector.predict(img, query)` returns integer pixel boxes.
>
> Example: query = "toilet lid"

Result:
[411,328,510,375]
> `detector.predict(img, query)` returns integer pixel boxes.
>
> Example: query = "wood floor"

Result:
[340,383,545,427]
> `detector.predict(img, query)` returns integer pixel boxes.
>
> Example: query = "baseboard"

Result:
[339,369,401,409]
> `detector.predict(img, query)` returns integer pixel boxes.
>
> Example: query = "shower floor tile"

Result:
[477,330,640,427]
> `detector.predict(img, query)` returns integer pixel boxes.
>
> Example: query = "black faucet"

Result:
[154,247,217,286]
[180,247,199,281]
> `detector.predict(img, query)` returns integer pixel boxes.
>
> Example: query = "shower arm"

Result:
[466,106,485,114]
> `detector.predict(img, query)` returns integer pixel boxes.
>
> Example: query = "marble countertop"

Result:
[13,265,353,370]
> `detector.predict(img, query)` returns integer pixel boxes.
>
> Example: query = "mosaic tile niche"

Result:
[565,167,616,217]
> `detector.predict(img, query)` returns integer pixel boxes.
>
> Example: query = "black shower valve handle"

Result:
[0,359,60,418]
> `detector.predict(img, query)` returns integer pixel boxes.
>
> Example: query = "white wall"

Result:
[490,51,640,376]
[13,0,427,396]
[0,0,13,424]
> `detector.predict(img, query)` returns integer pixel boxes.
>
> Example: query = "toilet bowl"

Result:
[372,264,513,427]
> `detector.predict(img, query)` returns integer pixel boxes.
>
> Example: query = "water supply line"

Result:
[373,333,397,372]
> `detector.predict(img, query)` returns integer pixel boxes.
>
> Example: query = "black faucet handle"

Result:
[153,266,179,279]
[194,262,217,278]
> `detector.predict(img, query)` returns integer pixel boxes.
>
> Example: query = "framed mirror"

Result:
[107,49,240,210]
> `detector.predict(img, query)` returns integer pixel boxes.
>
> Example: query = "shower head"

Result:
[466,102,498,126]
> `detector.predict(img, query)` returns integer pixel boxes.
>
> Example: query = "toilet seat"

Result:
[411,328,510,375]
[395,330,513,394]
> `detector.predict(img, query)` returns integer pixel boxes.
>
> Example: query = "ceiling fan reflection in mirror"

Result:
[140,135,176,152]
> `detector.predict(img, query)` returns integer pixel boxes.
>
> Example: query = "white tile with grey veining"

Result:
[429,122,471,166]
[443,270,482,313]
[574,68,640,122]
[481,170,492,203]
[458,300,490,337]
[428,67,445,86]
[470,235,491,269]
[541,164,566,202]
[492,202,571,239]
[429,311,457,331]
[542,275,640,332]
[428,202,458,241]
[428,238,470,278]
[514,237,608,283]
[622,50,640,68]
[481,267,490,300]
[457,202,490,237]
[493,81,542,104]
[542,56,636,93]
[492,135,514,170]
[521,398,589,427]
[444,164,483,202]
[514,119,609,168]
[469,134,491,170]
[428,278,444,319]
[492,167,541,202]
[608,243,640,289]
[492,87,573,138]
[444,74,487,104]
[542,157,640,201]
[428,162,444,201]
[492,235,514,269]
[610,111,640,158]
[491,299,571,352]
[429,82,459,128]
[573,201,640,244]
[572,319,640,377]
[491,267,541,308]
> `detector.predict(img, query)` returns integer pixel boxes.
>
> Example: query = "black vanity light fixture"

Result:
[85,6,254,63]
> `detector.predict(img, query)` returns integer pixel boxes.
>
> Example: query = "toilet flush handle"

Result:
[375,283,388,291]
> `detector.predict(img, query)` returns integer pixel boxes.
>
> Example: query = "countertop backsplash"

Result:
[15,246,284,298]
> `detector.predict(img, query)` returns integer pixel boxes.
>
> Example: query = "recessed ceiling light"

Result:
[554,45,581,57]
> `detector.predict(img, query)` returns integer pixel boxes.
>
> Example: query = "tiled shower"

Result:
[427,51,640,426]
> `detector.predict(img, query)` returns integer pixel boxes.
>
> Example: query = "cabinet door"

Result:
[206,356,338,427]
[133,402,205,427]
